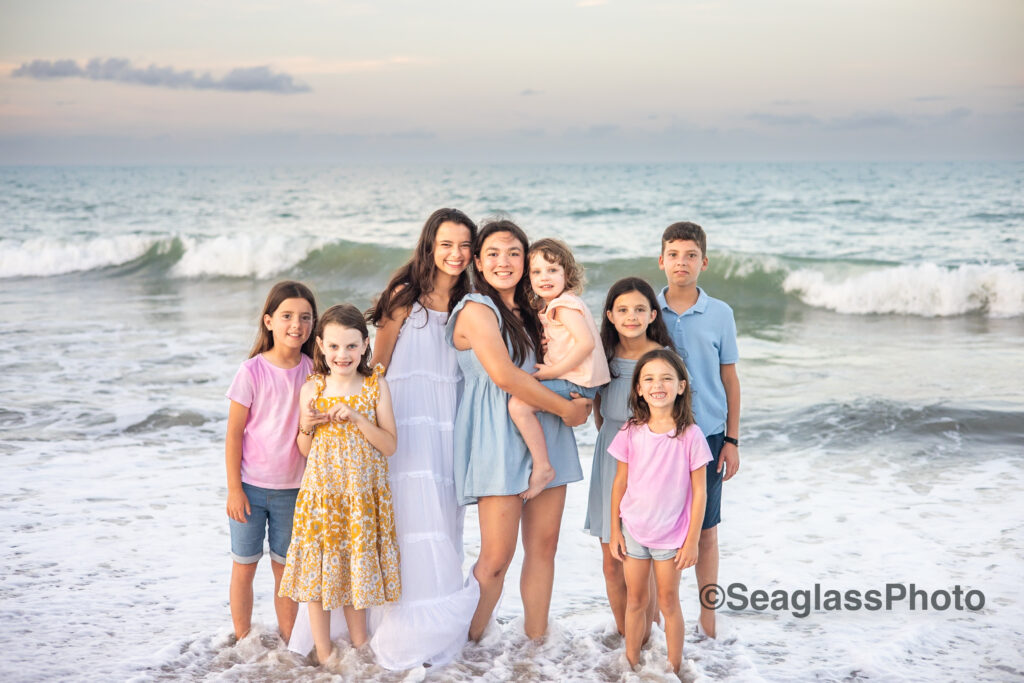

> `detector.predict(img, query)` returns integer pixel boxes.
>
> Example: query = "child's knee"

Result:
[507,396,531,420]
[602,554,624,582]
[699,526,718,552]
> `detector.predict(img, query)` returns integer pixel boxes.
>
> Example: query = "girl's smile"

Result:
[433,221,473,277]
[607,291,656,340]
[264,297,314,351]
[475,231,525,292]
[529,253,567,302]
[317,323,368,376]
[637,357,685,410]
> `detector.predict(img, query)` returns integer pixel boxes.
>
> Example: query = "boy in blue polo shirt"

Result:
[656,221,740,639]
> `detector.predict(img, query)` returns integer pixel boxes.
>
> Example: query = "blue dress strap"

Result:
[445,293,502,348]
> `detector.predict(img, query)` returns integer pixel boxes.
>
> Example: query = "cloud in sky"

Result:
[11,58,311,94]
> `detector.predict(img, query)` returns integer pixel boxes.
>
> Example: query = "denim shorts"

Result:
[229,482,299,565]
[621,521,677,562]
[540,378,600,401]
[703,432,725,529]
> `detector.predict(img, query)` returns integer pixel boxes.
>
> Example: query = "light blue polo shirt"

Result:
[657,286,738,437]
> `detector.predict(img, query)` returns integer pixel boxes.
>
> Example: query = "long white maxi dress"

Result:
[287,303,479,670]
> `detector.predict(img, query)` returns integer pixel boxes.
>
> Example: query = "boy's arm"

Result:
[676,465,707,570]
[225,400,250,522]
[533,307,595,380]
[720,363,740,480]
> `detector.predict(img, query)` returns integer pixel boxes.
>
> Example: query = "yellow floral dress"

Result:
[279,365,401,610]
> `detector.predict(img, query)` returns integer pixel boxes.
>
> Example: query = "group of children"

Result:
[224,216,740,674]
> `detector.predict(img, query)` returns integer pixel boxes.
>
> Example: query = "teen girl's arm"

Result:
[369,298,411,371]
[533,307,595,381]
[225,400,250,522]
[453,301,591,426]
[333,377,398,457]
[608,460,629,561]
[720,363,741,480]
[295,380,327,457]
[676,465,707,570]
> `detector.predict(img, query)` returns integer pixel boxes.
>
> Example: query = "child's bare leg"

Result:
[343,605,368,647]
[229,560,259,640]
[600,542,627,635]
[696,526,719,637]
[508,396,555,500]
[645,565,658,644]
[307,601,333,664]
[622,556,651,669]
[270,560,298,642]
[653,559,684,673]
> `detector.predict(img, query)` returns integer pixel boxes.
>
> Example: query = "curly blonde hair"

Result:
[527,238,585,308]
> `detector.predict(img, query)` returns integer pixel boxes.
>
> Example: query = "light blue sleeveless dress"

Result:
[584,356,637,542]
[446,293,582,504]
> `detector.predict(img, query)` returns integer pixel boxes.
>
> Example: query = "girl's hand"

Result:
[327,403,363,425]
[226,487,250,523]
[560,394,592,427]
[675,543,699,571]
[532,363,557,381]
[301,401,329,433]
[610,531,627,562]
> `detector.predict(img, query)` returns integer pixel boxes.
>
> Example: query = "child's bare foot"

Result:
[522,462,555,500]
[697,615,716,639]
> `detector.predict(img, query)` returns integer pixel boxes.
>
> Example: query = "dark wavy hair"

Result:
[627,348,694,437]
[600,277,673,376]
[313,304,373,377]
[248,280,318,359]
[471,218,542,366]
[367,208,477,325]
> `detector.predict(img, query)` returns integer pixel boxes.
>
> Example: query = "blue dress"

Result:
[446,293,582,504]
[584,356,636,543]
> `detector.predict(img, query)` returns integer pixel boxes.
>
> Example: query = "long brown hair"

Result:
[313,304,373,377]
[367,208,477,325]
[627,348,694,437]
[471,219,542,366]
[248,281,318,359]
[600,277,673,376]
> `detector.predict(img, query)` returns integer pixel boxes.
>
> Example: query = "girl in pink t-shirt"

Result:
[508,238,610,500]
[225,281,318,644]
[608,348,711,673]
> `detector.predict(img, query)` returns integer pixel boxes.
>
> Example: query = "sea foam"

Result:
[0,235,170,278]
[783,263,1024,317]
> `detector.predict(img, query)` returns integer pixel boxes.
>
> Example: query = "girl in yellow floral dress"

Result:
[279,303,401,665]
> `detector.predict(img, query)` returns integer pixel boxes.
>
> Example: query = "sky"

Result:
[1,0,1022,163]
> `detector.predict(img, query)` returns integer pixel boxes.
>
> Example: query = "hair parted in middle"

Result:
[600,277,674,377]
[627,348,695,437]
[367,207,478,326]
[471,217,543,366]
[313,303,374,377]
[526,237,585,309]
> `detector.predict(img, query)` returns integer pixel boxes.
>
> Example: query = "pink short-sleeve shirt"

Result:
[541,292,611,388]
[608,422,712,549]
[226,353,313,489]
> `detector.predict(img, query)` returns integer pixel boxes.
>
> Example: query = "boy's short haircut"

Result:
[661,222,707,258]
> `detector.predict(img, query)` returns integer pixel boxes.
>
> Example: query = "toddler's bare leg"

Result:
[508,395,555,500]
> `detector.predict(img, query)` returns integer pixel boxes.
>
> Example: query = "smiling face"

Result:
[433,220,473,278]
[529,252,567,303]
[659,239,708,289]
[606,290,657,341]
[475,230,525,294]
[316,323,369,376]
[263,297,314,352]
[636,357,685,411]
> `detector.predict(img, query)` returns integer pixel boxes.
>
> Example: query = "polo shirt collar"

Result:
[658,286,708,316]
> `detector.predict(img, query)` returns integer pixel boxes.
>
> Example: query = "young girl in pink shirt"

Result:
[609,348,711,673]
[225,281,318,643]
[508,238,610,500]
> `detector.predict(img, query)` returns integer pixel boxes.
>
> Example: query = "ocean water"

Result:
[1,163,1022,682]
